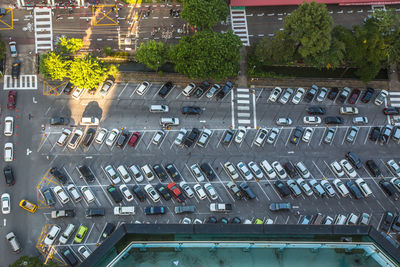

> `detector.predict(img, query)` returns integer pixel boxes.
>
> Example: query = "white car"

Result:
[353,117,368,124]
[4,143,13,162]
[296,178,313,196]
[67,129,83,149]
[295,161,311,179]
[98,80,114,96]
[355,178,372,197]
[120,184,134,202]
[340,107,359,115]
[67,184,82,203]
[152,130,165,145]
[330,161,345,177]
[129,165,144,182]
[303,116,321,125]
[253,128,268,146]
[390,177,400,192]
[204,183,218,200]
[144,184,161,202]
[193,183,207,200]
[272,161,287,179]
[374,89,388,106]
[182,217,192,224]
[316,87,328,102]
[4,116,14,136]
[224,162,239,181]
[57,129,72,146]
[9,41,17,57]
[237,162,254,181]
[260,160,277,179]
[117,165,132,183]
[71,87,86,100]
[279,88,294,104]
[95,128,108,144]
[179,181,194,198]
[206,84,221,98]
[1,193,10,214]
[234,127,247,144]
[190,164,205,182]
[268,87,282,102]
[266,128,279,144]
[333,178,349,197]
[78,246,91,259]
[320,180,336,197]
[81,186,95,203]
[106,129,120,146]
[291,87,305,104]
[53,186,70,204]
[141,164,155,181]
[44,225,61,246]
[340,159,357,178]
[197,129,212,147]
[302,127,314,143]
[276,117,292,126]
[104,165,121,184]
[387,160,400,177]
[248,161,264,179]
[174,128,187,146]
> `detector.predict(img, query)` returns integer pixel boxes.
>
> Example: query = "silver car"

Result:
[152,130,165,145]
[279,88,294,104]
[197,129,212,147]
[206,84,221,98]
[266,128,279,144]
[174,128,187,146]
[345,126,359,143]
[316,87,328,102]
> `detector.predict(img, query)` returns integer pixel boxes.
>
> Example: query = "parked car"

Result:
[374,89,388,106]
[216,81,233,100]
[116,129,129,148]
[253,128,268,146]
[206,84,221,98]
[268,87,282,102]
[234,127,247,144]
[7,91,17,110]
[307,106,326,115]
[366,160,381,177]
[269,202,291,211]
[200,163,216,181]
[105,129,120,146]
[346,181,363,199]
[302,127,314,143]
[347,89,361,104]
[303,116,321,125]
[345,126,359,143]
[304,85,318,102]
[324,116,344,125]
[337,87,351,103]
[239,182,256,199]
[197,129,212,147]
[11,61,20,79]
[316,87,328,102]
[327,87,339,100]
[274,180,291,197]
[276,117,292,126]
[323,127,336,144]
[152,130,165,145]
[181,106,202,115]
[290,127,303,144]
[167,182,185,202]
[278,88,294,104]
[381,211,394,233]
[361,87,375,103]
[292,88,305,104]
[184,128,200,147]
[369,127,381,141]
[158,81,173,98]
[221,129,235,145]
[98,79,114,96]
[9,41,17,57]
[144,206,166,215]
[165,163,181,182]
[193,81,210,97]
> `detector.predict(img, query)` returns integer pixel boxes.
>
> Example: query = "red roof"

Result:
[230,0,400,6]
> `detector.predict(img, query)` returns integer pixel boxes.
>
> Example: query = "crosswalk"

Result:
[230,7,250,46]
[34,8,53,53]
[3,75,38,90]
[234,88,255,129]
[389,91,400,107]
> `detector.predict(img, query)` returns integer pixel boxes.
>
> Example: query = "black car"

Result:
[383,107,399,115]
[221,129,235,145]
[379,125,393,144]
[345,152,362,169]
[231,217,242,224]
[155,183,172,200]
[50,167,68,184]
[200,163,216,181]
[274,180,291,197]
[290,127,303,145]
[144,206,166,215]
[216,81,233,100]
[346,181,363,199]
[366,160,381,177]
[361,87,375,103]
[61,248,78,266]
[77,165,95,183]
[85,208,105,218]
[369,127,381,141]
[193,81,210,97]
[181,106,202,115]
[381,211,395,233]
[3,166,15,186]
[165,163,181,182]
[207,216,218,223]
[304,86,318,102]
[239,182,256,199]
[11,61,20,79]
[50,117,69,126]
[42,188,56,206]
[82,128,96,147]
[116,129,129,148]
[327,87,339,100]
[379,180,396,197]
[324,116,344,125]
[283,162,297,178]
[337,88,350,103]
[158,81,173,98]
[63,82,73,95]
[99,223,116,243]
[307,107,326,115]
[153,164,168,181]
[183,128,200,147]
[392,216,400,232]
[132,185,146,201]
[107,185,123,204]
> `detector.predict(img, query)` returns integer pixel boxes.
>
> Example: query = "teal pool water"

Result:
[113,248,380,267]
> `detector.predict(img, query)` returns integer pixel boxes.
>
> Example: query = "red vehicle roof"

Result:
[230,0,400,6]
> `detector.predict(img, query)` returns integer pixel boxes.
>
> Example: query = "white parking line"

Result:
[256,182,270,201]
[159,131,169,148]
[252,91,257,128]
[319,128,327,146]
[312,160,325,177]
[96,222,109,244]
[130,83,141,97]
[231,89,235,129]
[364,126,371,144]
[94,167,114,206]
[85,223,96,244]
[134,131,145,149]
[118,83,129,98]
[285,128,294,146]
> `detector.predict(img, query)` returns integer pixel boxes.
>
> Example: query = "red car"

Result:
[167,182,185,203]
[7,91,17,110]
[128,132,141,147]
[347,89,360,104]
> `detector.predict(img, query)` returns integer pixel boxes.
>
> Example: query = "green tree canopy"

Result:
[171,30,242,80]
[69,54,117,89]
[39,51,68,80]
[0,34,6,60]
[58,36,83,54]
[136,40,168,70]
[181,0,228,30]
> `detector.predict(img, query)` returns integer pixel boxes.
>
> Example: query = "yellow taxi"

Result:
[19,199,37,213]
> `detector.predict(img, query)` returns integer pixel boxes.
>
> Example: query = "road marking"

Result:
[237,99,250,104]
[231,88,235,129]
[252,91,257,128]
[118,82,129,98]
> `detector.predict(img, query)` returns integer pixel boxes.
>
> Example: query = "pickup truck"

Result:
[209,203,232,212]
[114,206,135,215]
[51,209,75,219]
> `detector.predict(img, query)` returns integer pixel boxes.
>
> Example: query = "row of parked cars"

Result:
[268,86,388,106]
[299,212,371,226]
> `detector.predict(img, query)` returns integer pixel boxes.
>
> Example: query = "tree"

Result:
[171,30,242,80]
[254,31,297,65]
[181,0,228,30]
[0,34,6,60]
[58,36,83,54]
[68,54,117,89]
[136,40,168,70]
[39,52,68,80]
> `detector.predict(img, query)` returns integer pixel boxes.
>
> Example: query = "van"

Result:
[334,214,347,225]
[182,82,196,96]
[85,208,105,218]
[80,117,99,126]
[136,81,151,96]
[81,186,95,203]
[117,165,132,183]
[59,224,76,244]
[150,105,169,113]
[313,213,324,225]
[260,160,276,179]
[346,213,359,225]
[6,232,22,253]
[160,118,179,126]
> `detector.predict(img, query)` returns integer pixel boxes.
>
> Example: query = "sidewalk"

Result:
[236,46,248,88]
[389,64,400,91]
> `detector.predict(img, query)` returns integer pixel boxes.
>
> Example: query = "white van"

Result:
[141,164,155,181]
[6,232,22,253]
[81,186,95,203]
[182,82,196,96]
[260,160,277,179]
[334,215,347,225]
[136,81,151,96]
[59,224,76,244]
[80,117,99,126]
[117,165,132,183]
[150,105,169,113]
[160,118,179,126]
[4,116,14,136]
